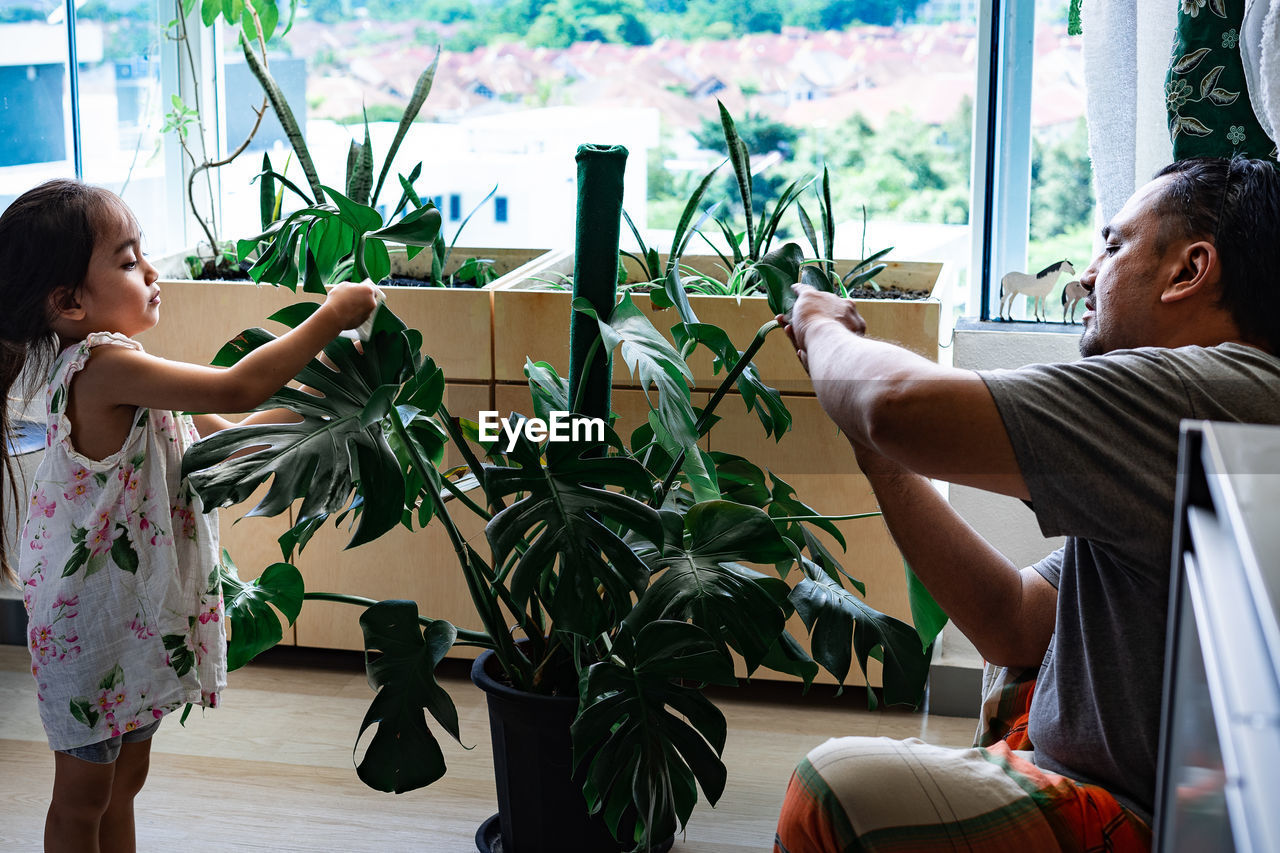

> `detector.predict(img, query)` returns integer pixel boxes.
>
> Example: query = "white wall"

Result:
[217,106,659,252]
[940,324,1083,669]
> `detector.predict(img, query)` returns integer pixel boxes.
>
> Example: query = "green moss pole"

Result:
[567,144,628,427]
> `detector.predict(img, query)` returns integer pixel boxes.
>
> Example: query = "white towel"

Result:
[1241,0,1274,144]
[1260,0,1280,150]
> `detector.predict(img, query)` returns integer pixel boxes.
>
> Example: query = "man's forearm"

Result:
[855,445,1055,668]
[802,320,1029,498]
[804,319,936,448]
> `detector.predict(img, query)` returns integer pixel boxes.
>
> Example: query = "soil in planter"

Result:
[615,282,933,299]
[847,286,933,300]
[380,275,484,289]
[193,258,253,281]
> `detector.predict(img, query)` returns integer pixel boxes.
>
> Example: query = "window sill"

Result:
[955,317,1084,335]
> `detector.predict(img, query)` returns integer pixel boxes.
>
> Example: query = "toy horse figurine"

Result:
[999,259,1076,321]
[1061,279,1087,323]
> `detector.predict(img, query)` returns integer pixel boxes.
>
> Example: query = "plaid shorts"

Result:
[775,736,1151,853]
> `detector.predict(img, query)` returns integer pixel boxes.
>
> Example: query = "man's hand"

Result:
[776,284,867,373]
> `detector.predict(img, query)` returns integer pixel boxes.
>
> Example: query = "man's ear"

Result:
[1160,240,1218,304]
[49,287,85,321]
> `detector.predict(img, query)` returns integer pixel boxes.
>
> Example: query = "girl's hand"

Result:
[321,282,384,330]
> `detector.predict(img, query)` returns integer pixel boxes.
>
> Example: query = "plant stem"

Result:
[773,512,883,523]
[570,332,604,415]
[388,407,532,685]
[653,319,778,504]
[303,591,492,646]
[438,473,491,521]
[437,404,505,513]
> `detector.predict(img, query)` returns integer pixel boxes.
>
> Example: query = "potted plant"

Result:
[491,103,942,394]
[143,43,554,387]
[179,145,943,852]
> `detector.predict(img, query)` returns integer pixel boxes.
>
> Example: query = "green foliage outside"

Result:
[1026,118,1096,316]
[298,0,932,45]
[650,101,1097,309]
[651,101,975,233]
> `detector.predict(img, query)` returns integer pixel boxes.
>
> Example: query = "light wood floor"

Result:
[0,643,977,852]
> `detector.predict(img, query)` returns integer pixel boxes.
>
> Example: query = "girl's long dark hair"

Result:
[0,179,125,585]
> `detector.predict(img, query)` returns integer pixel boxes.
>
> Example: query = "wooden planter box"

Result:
[491,252,941,394]
[140,247,553,384]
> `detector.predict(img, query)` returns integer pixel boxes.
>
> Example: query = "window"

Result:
[0,0,183,254]
[2,0,1078,332]
[973,0,1094,322]
[494,195,508,223]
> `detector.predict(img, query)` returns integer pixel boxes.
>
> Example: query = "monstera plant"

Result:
[181,148,942,852]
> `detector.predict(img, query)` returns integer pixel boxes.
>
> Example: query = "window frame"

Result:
[970,0,1037,322]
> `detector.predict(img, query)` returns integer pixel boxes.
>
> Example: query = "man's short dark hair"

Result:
[1153,156,1280,353]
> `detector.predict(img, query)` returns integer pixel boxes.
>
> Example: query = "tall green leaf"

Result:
[355,601,461,793]
[717,100,755,260]
[240,32,323,203]
[371,50,440,207]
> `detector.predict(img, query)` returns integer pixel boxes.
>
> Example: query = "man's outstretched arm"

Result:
[852,441,1056,668]
[783,286,1029,499]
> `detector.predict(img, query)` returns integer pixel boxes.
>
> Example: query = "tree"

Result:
[692,112,799,159]
[1029,118,1094,241]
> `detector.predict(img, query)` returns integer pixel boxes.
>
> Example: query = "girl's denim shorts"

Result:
[58,718,161,764]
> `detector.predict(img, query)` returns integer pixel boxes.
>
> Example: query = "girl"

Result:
[0,180,380,852]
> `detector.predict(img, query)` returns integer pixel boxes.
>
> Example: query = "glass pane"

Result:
[203,0,976,316]
[1014,0,1094,324]
[0,2,75,212]
[77,0,181,254]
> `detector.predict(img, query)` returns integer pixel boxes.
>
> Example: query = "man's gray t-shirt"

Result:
[979,342,1280,823]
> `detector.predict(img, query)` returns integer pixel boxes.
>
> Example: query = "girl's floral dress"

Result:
[18,332,226,751]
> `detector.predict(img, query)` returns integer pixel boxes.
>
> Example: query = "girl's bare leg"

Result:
[46,751,115,853]
[99,738,152,853]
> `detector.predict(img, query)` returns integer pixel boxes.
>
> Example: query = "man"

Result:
[773,156,1280,852]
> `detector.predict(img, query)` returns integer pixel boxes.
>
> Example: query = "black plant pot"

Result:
[471,650,674,853]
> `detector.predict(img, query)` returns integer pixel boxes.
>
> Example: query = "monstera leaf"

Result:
[627,501,794,672]
[217,550,304,671]
[355,600,461,793]
[789,558,931,708]
[574,294,697,447]
[671,321,792,441]
[181,303,429,553]
[572,620,737,849]
[483,432,665,637]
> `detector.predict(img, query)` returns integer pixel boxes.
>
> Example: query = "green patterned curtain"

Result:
[1166,0,1278,160]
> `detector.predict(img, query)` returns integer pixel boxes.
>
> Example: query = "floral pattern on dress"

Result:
[69,664,168,739]
[17,332,227,752]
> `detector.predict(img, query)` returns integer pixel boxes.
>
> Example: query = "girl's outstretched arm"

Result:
[191,408,302,438]
[72,282,380,419]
